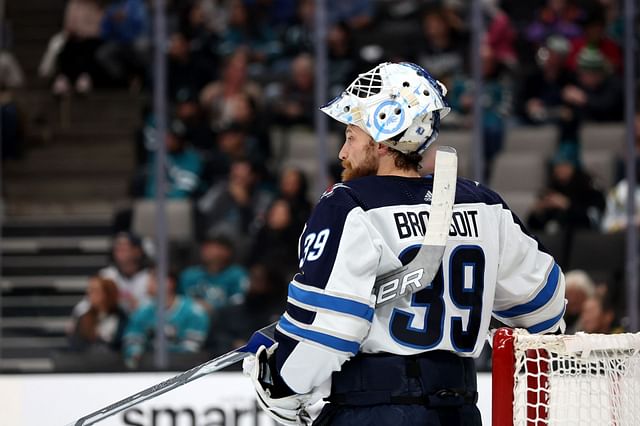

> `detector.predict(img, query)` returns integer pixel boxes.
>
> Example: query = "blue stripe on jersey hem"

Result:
[286,302,317,325]
[527,306,566,333]
[494,263,560,318]
[278,316,360,355]
[288,283,374,321]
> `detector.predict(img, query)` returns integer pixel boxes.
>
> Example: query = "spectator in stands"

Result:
[278,167,312,232]
[206,262,286,356]
[100,231,151,313]
[327,22,358,98]
[602,174,640,233]
[563,269,596,334]
[253,0,298,31]
[598,0,624,44]
[517,35,573,125]
[0,32,25,90]
[525,0,584,47]
[199,49,262,133]
[577,292,620,334]
[269,53,315,127]
[527,144,606,234]
[176,0,228,39]
[566,5,622,74]
[173,88,215,153]
[167,32,215,104]
[247,198,300,277]
[449,42,511,180]
[202,123,255,183]
[96,0,149,89]
[613,104,640,185]
[196,159,273,251]
[179,236,248,314]
[278,0,315,62]
[143,119,204,199]
[604,108,640,233]
[414,6,466,89]
[173,1,222,87]
[216,0,282,68]
[561,46,623,124]
[52,0,104,96]
[484,0,518,70]
[218,91,270,156]
[327,0,373,30]
[123,269,209,369]
[68,276,128,352]
[135,94,219,180]
[200,92,270,184]
[0,24,25,160]
[175,0,219,41]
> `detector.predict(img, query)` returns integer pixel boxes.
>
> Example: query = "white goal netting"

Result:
[512,331,640,426]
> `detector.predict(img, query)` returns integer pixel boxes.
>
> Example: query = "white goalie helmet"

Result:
[320,62,450,154]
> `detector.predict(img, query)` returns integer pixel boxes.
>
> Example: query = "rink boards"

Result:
[1,372,493,425]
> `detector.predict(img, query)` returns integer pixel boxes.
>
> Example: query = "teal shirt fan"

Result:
[123,296,209,363]
[179,265,249,310]
[144,147,203,199]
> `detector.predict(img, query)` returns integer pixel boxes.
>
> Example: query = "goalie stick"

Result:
[66,323,277,426]
[66,146,457,426]
[373,145,457,306]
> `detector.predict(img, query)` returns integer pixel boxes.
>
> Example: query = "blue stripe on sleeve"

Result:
[278,316,360,355]
[288,283,374,321]
[494,263,561,318]
[527,306,566,333]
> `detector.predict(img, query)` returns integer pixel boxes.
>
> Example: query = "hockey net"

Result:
[492,328,640,426]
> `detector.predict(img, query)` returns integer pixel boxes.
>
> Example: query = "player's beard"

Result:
[341,142,379,181]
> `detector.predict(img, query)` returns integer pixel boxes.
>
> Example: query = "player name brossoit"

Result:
[394,209,479,239]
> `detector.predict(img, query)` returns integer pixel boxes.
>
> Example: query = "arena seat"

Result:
[566,230,625,288]
[437,129,472,158]
[534,231,569,268]
[490,152,547,193]
[498,190,537,222]
[580,122,625,151]
[582,149,616,190]
[132,199,194,244]
[504,125,557,157]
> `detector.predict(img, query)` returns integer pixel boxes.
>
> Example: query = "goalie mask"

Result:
[321,62,450,154]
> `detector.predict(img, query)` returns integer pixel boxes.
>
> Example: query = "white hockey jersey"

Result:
[273,175,566,394]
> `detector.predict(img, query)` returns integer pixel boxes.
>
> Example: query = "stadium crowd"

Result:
[2,0,636,369]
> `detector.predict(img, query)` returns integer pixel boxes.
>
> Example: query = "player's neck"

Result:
[376,157,420,178]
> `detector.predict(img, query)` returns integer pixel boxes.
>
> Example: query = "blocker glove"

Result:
[243,344,314,426]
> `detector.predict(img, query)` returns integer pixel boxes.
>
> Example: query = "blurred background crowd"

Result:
[0,0,638,372]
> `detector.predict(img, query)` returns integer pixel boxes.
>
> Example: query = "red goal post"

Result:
[492,328,640,426]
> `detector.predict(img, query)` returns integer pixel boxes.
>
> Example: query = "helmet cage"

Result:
[321,62,450,154]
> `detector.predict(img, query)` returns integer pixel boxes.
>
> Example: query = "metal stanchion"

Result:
[313,0,329,197]
[624,0,638,332]
[152,0,168,369]
[470,0,485,183]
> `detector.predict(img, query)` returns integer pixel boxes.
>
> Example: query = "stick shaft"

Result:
[68,350,248,426]
[68,322,277,425]
[424,146,457,246]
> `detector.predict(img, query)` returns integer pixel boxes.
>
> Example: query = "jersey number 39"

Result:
[389,245,485,352]
[299,229,330,268]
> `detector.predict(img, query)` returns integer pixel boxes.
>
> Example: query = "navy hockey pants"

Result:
[313,351,482,426]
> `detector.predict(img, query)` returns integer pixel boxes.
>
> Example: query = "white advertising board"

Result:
[0,372,492,425]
